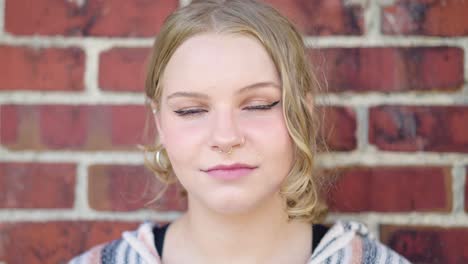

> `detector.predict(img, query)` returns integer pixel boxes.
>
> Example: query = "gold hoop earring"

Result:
[155,148,169,171]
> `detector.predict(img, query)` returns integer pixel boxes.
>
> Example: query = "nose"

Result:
[209,108,245,153]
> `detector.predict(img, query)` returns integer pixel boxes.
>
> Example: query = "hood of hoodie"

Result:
[308,220,373,263]
[121,220,374,264]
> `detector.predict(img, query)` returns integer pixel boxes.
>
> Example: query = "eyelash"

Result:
[174,100,280,116]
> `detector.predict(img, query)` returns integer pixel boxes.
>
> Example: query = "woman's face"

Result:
[156,33,294,215]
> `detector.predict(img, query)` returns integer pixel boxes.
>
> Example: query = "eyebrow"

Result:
[166,81,280,100]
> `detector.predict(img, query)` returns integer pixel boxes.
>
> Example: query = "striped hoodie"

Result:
[68,220,411,263]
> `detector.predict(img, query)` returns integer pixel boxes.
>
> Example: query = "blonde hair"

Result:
[143,0,328,223]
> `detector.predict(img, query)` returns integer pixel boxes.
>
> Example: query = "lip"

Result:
[203,163,257,180]
[205,163,257,171]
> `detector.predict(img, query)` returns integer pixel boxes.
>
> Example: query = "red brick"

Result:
[99,48,151,92]
[309,47,463,92]
[369,106,468,152]
[0,221,139,264]
[0,46,84,91]
[327,167,451,212]
[382,0,468,36]
[40,105,88,149]
[321,107,357,151]
[5,0,178,37]
[264,0,363,35]
[1,104,148,151]
[0,105,18,144]
[111,105,149,145]
[88,164,186,212]
[0,162,75,208]
[380,225,468,263]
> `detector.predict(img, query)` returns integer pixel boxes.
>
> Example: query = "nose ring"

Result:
[217,137,244,155]
[218,147,233,155]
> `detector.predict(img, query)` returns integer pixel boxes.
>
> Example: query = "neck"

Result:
[178,193,306,263]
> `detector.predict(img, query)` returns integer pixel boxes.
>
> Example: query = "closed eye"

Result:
[244,100,280,111]
[174,108,207,116]
[174,100,280,117]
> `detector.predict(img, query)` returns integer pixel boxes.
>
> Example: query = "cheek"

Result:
[247,120,290,144]
[160,116,208,165]
[242,112,294,161]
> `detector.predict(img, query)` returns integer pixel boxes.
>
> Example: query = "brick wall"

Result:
[0,0,467,263]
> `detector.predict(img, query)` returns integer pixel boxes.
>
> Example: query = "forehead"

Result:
[161,33,280,95]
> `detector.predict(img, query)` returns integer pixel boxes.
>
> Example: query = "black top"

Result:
[153,223,330,258]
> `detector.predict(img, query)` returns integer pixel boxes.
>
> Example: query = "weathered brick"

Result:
[264,0,363,35]
[1,105,148,151]
[5,0,178,37]
[40,105,88,149]
[0,105,18,144]
[0,221,138,264]
[382,0,468,36]
[309,47,464,92]
[321,107,357,151]
[111,105,149,146]
[0,162,76,208]
[380,225,468,263]
[88,164,186,212]
[0,46,84,91]
[369,106,468,152]
[327,167,451,212]
[99,48,151,92]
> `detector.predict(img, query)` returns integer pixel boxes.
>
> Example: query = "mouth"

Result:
[202,163,258,180]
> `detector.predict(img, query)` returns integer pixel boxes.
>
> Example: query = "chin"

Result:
[202,190,273,216]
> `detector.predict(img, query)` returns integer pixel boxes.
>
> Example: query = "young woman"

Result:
[70,0,410,263]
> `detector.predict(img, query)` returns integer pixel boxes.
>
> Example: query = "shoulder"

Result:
[310,220,411,264]
[68,221,162,264]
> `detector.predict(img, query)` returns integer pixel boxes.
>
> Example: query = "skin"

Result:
[153,33,312,264]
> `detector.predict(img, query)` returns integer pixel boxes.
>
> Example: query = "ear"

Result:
[149,99,165,145]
